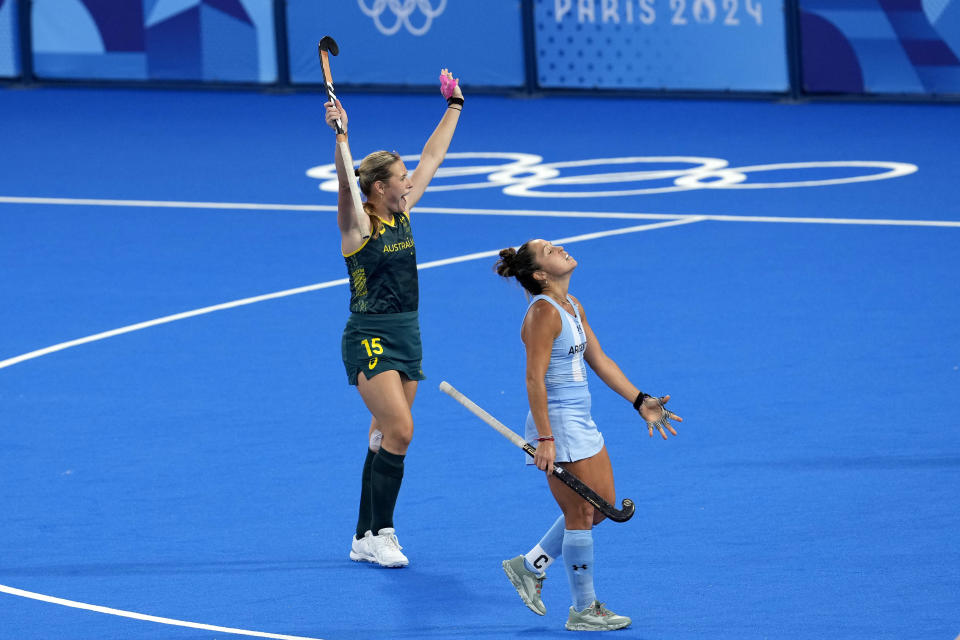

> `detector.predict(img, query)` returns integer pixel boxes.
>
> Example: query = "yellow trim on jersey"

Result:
[342,235,371,258]
[340,211,407,257]
[379,211,407,228]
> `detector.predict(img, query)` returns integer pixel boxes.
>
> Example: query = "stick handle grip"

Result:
[319,50,345,135]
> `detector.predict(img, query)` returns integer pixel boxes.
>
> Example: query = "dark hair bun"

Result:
[495,247,517,278]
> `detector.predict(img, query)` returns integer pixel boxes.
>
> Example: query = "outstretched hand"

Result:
[324,99,347,134]
[439,69,462,100]
[639,394,682,440]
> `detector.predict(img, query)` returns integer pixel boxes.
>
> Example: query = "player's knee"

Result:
[565,503,595,529]
[385,415,414,448]
[394,425,413,449]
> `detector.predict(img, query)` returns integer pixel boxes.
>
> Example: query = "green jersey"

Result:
[344,211,418,314]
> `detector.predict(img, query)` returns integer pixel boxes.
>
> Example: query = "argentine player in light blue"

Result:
[495,239,681,631]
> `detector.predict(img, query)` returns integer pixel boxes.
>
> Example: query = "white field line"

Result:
[0,218,701,372]
[0,196,334,212]
[415,217,705,270]
[0,584,324,640]
[0,192,953,633]
[2,195,959,227]
[0,279,346,370]
[0,216,702,633]
[421,207,960,228]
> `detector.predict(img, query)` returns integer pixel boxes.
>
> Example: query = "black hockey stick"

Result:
[317,36,345,134]
[439,381,635,523]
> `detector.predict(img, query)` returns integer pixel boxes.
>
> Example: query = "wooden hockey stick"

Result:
[439,381,635,523]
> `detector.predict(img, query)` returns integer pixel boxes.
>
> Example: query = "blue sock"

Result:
[562,529,596,611]
[524,514,565,572]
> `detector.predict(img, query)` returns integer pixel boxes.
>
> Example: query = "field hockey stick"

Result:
[439,381,635,523]
[318,35,369,240]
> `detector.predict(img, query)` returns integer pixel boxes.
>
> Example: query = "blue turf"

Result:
[1,86,958,640]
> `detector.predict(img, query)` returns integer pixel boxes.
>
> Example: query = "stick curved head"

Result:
[318,36,339,57]
[611,499,636,523]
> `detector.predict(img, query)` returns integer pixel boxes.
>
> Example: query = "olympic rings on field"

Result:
[305,152,918,198]
[357,0,447,36]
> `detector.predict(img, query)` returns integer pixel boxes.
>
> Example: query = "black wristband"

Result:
[446,96,464,108]
[633,392,652,411]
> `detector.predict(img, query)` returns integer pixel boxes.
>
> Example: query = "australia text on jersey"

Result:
[383,239,415,253]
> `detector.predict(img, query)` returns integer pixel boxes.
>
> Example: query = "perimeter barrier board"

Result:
[798,0,960,96]
[0,0,19,78]
[286,0,526,87]
[533,0,789,92]
[29,0,277,83]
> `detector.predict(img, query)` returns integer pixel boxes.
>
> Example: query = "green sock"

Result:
[355,448,377,539]
[370,447,405,534]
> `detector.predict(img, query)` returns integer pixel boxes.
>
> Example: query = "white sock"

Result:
[524,514,565,572]
[524,544,554,573]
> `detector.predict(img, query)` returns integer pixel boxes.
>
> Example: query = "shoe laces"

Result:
[592,602,613,617]
[534,574,545,595]
[380,532,402,550]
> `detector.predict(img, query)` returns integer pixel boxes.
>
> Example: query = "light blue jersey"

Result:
[527,294,588,400]
[523,295,604,464]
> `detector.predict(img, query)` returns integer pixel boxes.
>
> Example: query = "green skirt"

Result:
[341,310,425,386]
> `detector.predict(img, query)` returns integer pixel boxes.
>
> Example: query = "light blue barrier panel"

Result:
[286,0,526,87]
[534,0,788,91]
[30,0,276,83]
[0,0,19,78]
[799,0,960,95]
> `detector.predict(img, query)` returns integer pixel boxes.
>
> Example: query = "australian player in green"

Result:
[324,69,464,568]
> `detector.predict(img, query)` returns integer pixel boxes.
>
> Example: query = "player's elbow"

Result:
[525,373,546,392]
[586,353,614,377]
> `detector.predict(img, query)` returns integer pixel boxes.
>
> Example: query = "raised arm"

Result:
[405,69,464,211]
[324,99,370,254]
[521,301,562,474]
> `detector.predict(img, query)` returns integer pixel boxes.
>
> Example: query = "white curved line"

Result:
[0,217,703,634]
[0,279,348,371]
[0,584,324,640]
[679,161,919,189]
[305,153,919,198]
[0,219,700,373]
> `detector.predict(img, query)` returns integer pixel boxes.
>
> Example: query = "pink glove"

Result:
[440,72,458,99]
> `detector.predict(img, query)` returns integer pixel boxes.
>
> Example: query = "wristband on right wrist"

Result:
[446,96,464,108]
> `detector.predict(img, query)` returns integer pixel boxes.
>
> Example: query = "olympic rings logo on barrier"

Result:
[306,153,918,198]
[357,0,447,36]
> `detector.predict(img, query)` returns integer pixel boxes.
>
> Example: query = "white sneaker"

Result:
[368,528,409,568]
[502,555,547,615]
[349,530,376,563]
[565,601,632,631]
